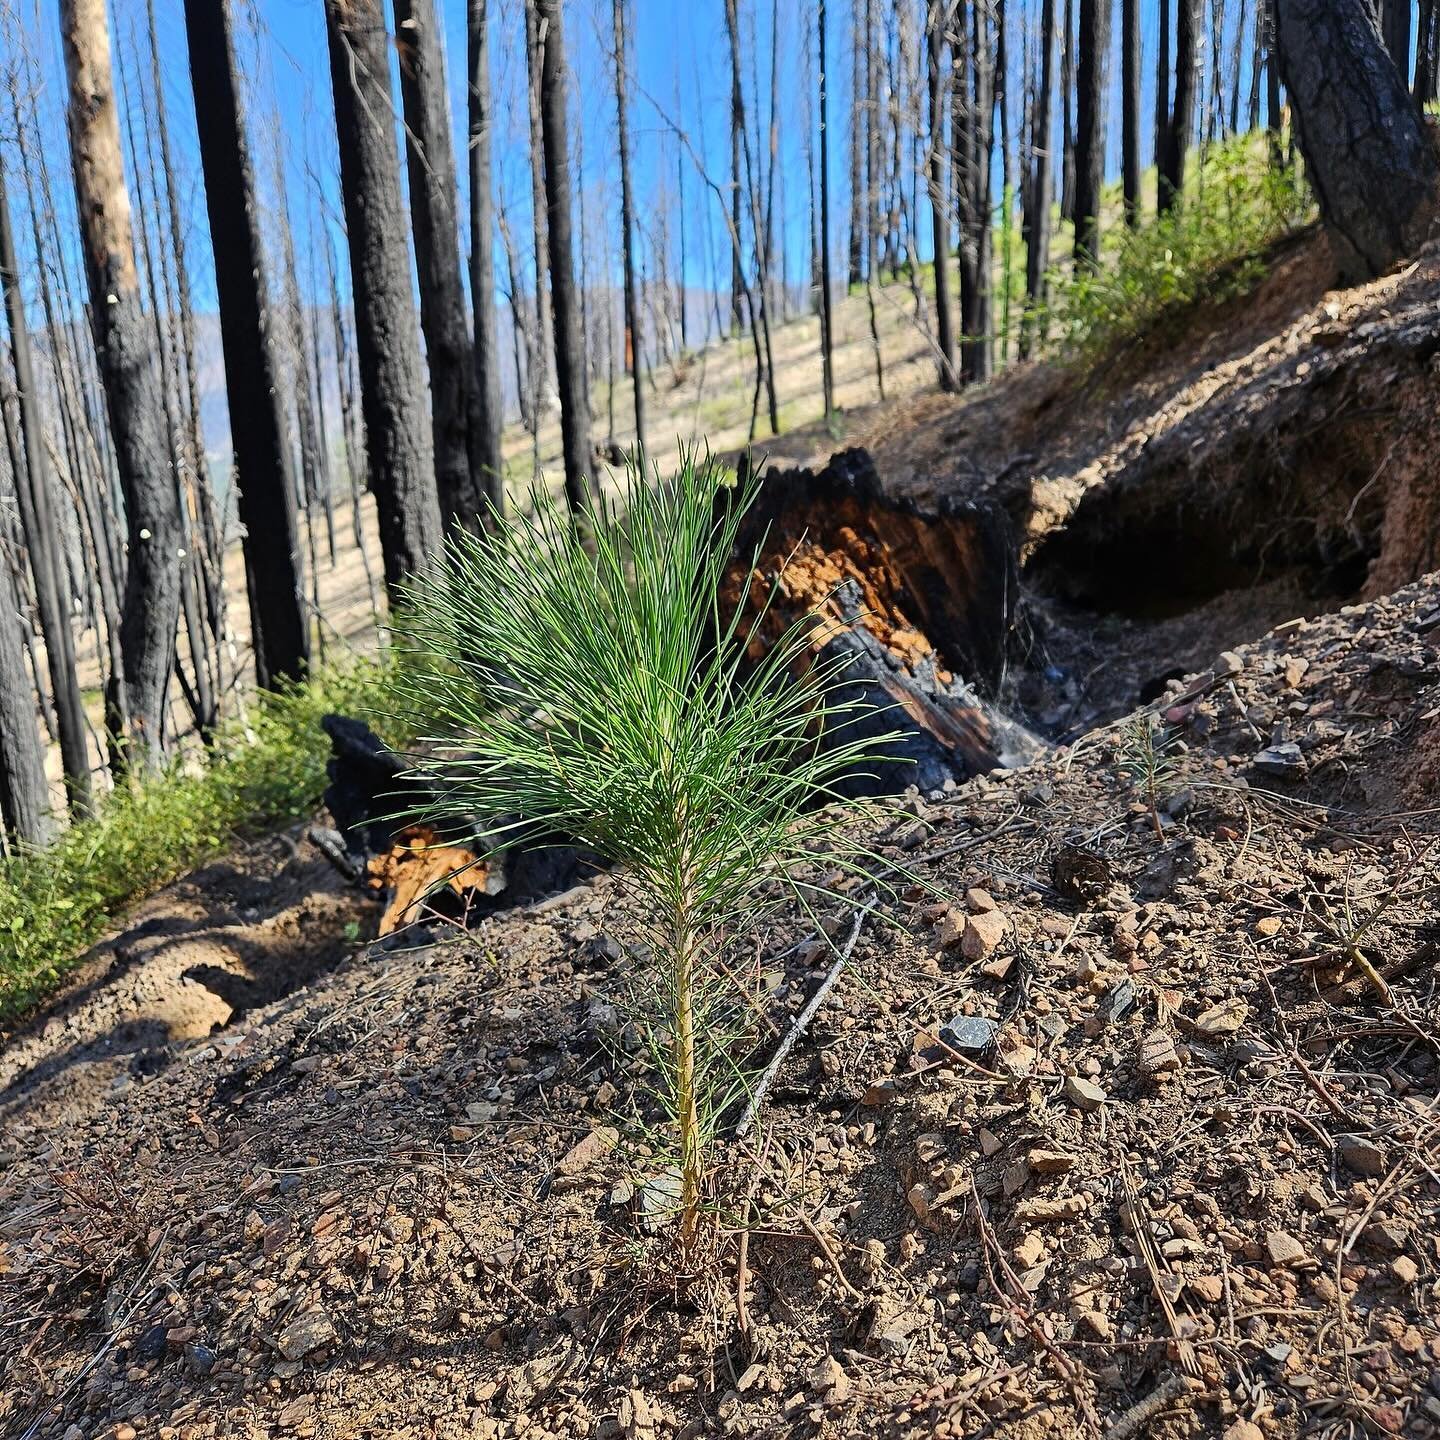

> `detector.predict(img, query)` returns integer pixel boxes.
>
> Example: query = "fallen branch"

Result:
[734,899,874,1139]
[969,1176,1104,1439]
[1104,1372,1196,1440]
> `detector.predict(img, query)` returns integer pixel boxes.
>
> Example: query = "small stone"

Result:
[1255,916,1282,937]
[553,1125,620,1180]
[939,1014,998,1053]
[1015,1194,1090,1223]
[1188,1274,1224,1303]
[1392,1255,1420,1284]
[1224,1421,1264,1440]
[184,1342,217,1375]
[961,908,1008,960]
[1218,651,1244,675]
[1139,1030,1181,1077]
[1027,1148,1075,1175]
[1253,743,1306,780]
[1013,1233,1046,1267]
[243,1208,265,1245]
[1063,1075,1107,1112]
[979,1127,1003,1157]
[1193,998,1249,1036]
[114,1428,137,1440]
[737,1362,767,1392]
[1097,977,1137,1024]
[1363,1219,1408,1256]
[636,1169,683,1234]
[449,1125,475,1143]
[998,1042,1038,1078]
[906,1183,936,1225]
[276,1309,335,1362]
[1265,1231,1308,1268]
[810,1354,849,1404]
[964,887,997,913]
[1338,1135,1386,1177]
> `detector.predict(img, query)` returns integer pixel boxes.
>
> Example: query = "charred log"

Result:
[726,449,1042,794]
[320,715,600,923]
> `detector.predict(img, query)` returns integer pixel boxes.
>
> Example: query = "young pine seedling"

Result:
[1120,713,1178,842]
[392,455,894,1256]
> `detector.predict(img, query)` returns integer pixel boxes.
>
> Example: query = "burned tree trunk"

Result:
[1073,0,1110,268]
[1276,0,1440,279]
[395,0,483,537]
[467,0,505,514]
[325,0,442,597]
[185,0,309,689]
[1121,0,1141,226]
[613,0,646,458]
[818,0,837,416]
[0,552,50,848]
[1160,0,1196,210]
[533,0,597,512]
[60,0,181,765]
[1021,0,1057,357]
[927,0,959,390]
[0,158,91,815]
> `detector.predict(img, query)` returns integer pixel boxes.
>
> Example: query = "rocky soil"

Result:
[3,562,1439,1439]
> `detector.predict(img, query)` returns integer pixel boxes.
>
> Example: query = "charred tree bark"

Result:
[927,0,959,390]
[817,0,838,417]
[185,0,308,688]
[613,0,646,458]
[60,0,181,765]
[961,0,995,381]
[325,0,442,597]
[1021,0,1057,357]
[1073,0,1110,269]
[394,0,482,537]
[533,0,597,512]
[1383,0,1412,84]
[1121,0,1141,225]
[0,549,50,848]
[1060,0,1076,220]
[522,2,554,419]
[467,0,505,514]
[848,7,864,288]
[1155,0,1170,191]
[0,158,91,815]
[1160,0,1197,210]
[1276,0,1440,279]
[392,0,482,536]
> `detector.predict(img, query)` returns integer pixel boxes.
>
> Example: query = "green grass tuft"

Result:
[0,656,404,1025]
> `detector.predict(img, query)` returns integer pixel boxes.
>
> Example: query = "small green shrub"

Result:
[395,455,894,1253]
[1048,137,1312,362]
[0,655,401,1023]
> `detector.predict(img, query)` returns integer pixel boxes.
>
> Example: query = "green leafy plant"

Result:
[0,655,407,1022]
[1047,135,1312,363]
[394,455,895,1255]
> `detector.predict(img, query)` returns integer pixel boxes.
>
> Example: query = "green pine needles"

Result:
[393,455,895,1253]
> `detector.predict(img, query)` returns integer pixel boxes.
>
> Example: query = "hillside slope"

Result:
[2,229,1439,1440]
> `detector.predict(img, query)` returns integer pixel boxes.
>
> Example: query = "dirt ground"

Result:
[4,227,1440,1440]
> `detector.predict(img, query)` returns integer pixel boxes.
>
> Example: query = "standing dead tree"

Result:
[59,0,181,764]
[0,153,91,814]
[395,0,484,536]
[467,0,505,513]
[324,0,442,597]
[185,0,309,687]
[533,0,597,511]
